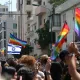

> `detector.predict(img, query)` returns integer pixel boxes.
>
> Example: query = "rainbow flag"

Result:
[0,48,5,55]
[9,33,27,47]
[75,8,80,39]
[51,22,70,60]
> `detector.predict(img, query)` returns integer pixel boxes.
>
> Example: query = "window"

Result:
[20,0,23,4]
[27,11,31,19]
[53,14,61,26]
[0,8,1,12]
[0,13,3,17]
[63,13,66,23]
[4,31,6,39]
[4,22,6,30]
[6,8,8,11]
[28,24,30,26]
[34,25,36,30]
[0,32,2,40]
[0,23,2,31]
[13,23,17,29]
[44,19,45,23]
[38,15,42,26]
[43,2,45,5]
[26,0,31,5]
[18,0,20,10]
[4,40,6,48]
[0,41,2,48]
[9,12,13,17]
[13,32,17,37]
[38,1,41,5]
[27,27,30,33]
[2,8,5,12]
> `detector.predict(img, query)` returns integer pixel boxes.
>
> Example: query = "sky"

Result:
[0,0,17,11]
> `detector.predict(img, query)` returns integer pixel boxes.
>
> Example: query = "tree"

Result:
[36,20,51,50]
[49,0,67,7]
[20,44,33,56]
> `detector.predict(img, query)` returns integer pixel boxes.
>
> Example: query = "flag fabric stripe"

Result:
[9,33,27,46]
[51,22,70,60]
[75,8,80,37]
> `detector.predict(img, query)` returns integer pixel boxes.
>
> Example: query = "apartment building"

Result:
[55,0,80,49]
[17,0,37,40]
[0,5,18,52]
[29,0,53,55]
[17,0,61,55]
[0,5,8,50]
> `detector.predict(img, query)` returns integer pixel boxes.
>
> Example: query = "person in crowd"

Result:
[7,58,17,68]
[34,61,45,80]
[59,50,71,80]
[17,55,44,80]
[50,57,62,80]
[40,55,49,72]
[3,66,16,80]
[39,54,49,80]
[66,42,80,80]
[17,66,34,80]
[59,42,80,80]
[18,55,36,70]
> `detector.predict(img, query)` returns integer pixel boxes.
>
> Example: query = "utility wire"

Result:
[0,13,36,15]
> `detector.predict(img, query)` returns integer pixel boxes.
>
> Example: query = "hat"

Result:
[59,50,69,61]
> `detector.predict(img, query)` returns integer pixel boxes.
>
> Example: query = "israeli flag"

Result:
[8,43,22,54]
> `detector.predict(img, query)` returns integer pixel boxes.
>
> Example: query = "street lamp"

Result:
[32,4,53,49]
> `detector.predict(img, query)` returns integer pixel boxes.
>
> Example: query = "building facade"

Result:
[55,0,80,49]
[0,5,18,52]
[17,0,54,55]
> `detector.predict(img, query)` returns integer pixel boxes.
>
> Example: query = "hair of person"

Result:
[59,50,69,61]
[18,55,36,69]
[17,67,34,80]
[40,54,48,65]
[50,62,62,80]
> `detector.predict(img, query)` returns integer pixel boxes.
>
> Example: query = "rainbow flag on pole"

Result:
[9,33,27,47]
[75,8,80,39]
[51,22,70,60]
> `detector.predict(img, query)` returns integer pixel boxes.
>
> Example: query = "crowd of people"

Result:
[0,42,80,80]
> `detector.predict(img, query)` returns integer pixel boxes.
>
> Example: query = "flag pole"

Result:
[73,7,75,44]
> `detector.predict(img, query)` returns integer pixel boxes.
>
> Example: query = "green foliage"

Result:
[36,20,51,49]
[49,0,67,7]
[20,44,33,56]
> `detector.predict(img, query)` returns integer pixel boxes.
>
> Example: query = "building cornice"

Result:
[55,0,80,13]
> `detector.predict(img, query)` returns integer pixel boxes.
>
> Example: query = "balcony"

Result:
[35,6,46,16]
